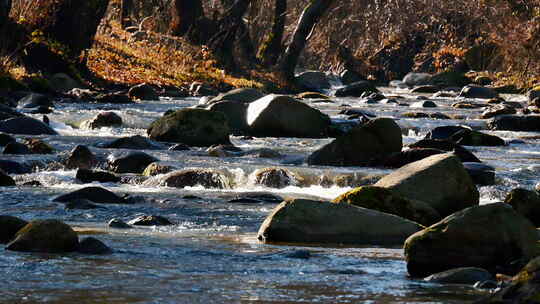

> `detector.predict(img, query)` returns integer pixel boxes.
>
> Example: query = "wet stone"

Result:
[108,218,131,229]
[128,215,173,226]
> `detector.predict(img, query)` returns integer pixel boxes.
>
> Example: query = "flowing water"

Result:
[1,87,538,303]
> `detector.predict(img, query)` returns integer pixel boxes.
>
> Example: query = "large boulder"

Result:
[107,151,158,174]
[383,148,446,168]
[53,186,130,204]
[156,169,231,189]
[0,160,31,174]
[247,95,330,138]
[375,153,479,218]
[0,215,28,244]
[147,108,231,146]
[409,139,481,163]
[17,93,53,109]
[404,203,540,277]
[403,73,432,87]
[128,83,159,101]
[307,118,402,166]
[208,101,249,135]
[64,145,97,170]
[257,199,423,246]
[295,71,331,92]
[80,111,122,130]
[77,237,113,254]
[459,85,499,99]
[207,88,264,105]
[424,267,493,285]
[76,169,120,183]
[6,219,79,253]
[334,81,379,97]
[488,115,540,132]
[505,188,540,227]
[0,169,15,186]
[450,129,506,146]
[333,186,441,226]
[0,116,57,135]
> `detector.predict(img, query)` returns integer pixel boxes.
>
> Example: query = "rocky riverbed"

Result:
[0,75,539,303]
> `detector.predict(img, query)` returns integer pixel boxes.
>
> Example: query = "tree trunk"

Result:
[277,0,335,84]
[120,0,133,28]
[169,0,204,37]
[257,0,286,66]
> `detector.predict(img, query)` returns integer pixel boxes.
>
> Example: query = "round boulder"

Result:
[0,215,28,244]
[504,188,540,227]
[459,85,499,99]
[107,151,158,174]
[77,237,113,254]
[295,71,331,92]
[128,215,173,226]
[488,115,540,132]
[159,169,231,189]
[128,83,159,101]
[424,267,493,284]
[64,145,97,170]
[6,219,79,253]
[0,169,15,186]
[53,186,130,204]
[207,88,264,105]
[0,116,57,135]
[80,112,122,130]
[253,167,303,189]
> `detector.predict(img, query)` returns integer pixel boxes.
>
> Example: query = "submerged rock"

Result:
[53,186,130,204]
[18,93,53,109]
[147,108,231,146]
[0,215,28,243]
[128,215,173,226]
[375,153,479,218]
[504,188,540,227]
[308,118,402,166]
[405,203,539,278]
[142,162,176,177]
[257,199,423,246]
[424,267,493,285]
[481,104,516,119]
[409,139,481,163]
[333,186,441,226]
[24,138,54,154]
[450,129,505,146]
[6,219,79,253]
[77,237,113,254]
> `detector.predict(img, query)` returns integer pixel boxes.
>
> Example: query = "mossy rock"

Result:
[6,219,79,253]
[333,186,440,226]
[147,108,231,147]
[0,215,28,244]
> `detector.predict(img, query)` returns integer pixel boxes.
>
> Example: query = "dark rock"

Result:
[340,69,364,85]
[3,142,31,154]
[49,73,80,92]
[168,143,190,151]
[308,118,402,166]
[24,138,54,154]
[505,188,540,227]
[425,125,470,140]
[411,85,439,93]
[0,117,57,135]
[98,135,164,150]
[64,145,97,170]
[208,101,249,135]
[80,111,122,129]
[0,133,15,146]
[450,129,506,146]
[0,169,15,186]
[334,81,379,97]
[375,153,479,218]
[409,139,481,163]
[0,215,28,243]
[147,108,231,146]
[247,95,330,138]
[107,151,158,174]
[227,193,283,204]
[94,92,133,104]
[64,199,105,210]
[189,82,218,97]
[159,169,230,189]
[108,218,131,229]
[257,199,422,246]
[207,144,243,157]
[295,71,331,91]
[18,93,53,109]
[0,103,23,120]
[403,73,432,86]
[411,100,437,108]
[481,104,516,119]
[0,160,31,174]
[6,219,79,253]
[128,83,159,100]
[22,181,42,187]
[77,237,113,254]
[333,186,441,226]
[424,267,493,285]
[207,88,264,105]
[383,148,445,168]
[76,169,120,183]
[142,162,176,176]
[459,85,499,99]
[53,186,130,204]
[488,115,540,132]
[405,203,539,277]
[253,168,302,189]
[463,162,496,185]
[128,215,173,226]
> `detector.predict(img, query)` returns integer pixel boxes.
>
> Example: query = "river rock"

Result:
[108,218,131,229]
[410,85,439,93]
[411,100,437,108]
[474,256,540,303]
[424,267,493,284]
[257,199,423,245]
[49,73,80,92]
[459,85,499,99]
[64,145,97,170]
[450,129,506,146]
[404,203,539,277]
[0,132,15,145]
[142,162,176,177]
[504,188,540,227]
[128,215,173,226]
[425,125,470,141]
[383,148,445,168]
[3,142,31,154]
[488,115,540,131]
[0,215,28,243]
[0,160,31,174]
[340,69,364,85]
[107,151,158,174]
[64,199,104,210]
[375,153,479,218]
[94,92,132,104]
[253,167,302,189]
[6,219,79,253]
[333,186,441,226]
[207,144,243,157]
[0,169,15,186]
[208,101,249,134]
[98,135,165,150]
[77,237,113,254]
[295,71,331,92]
[403,73,432,86]
[159,169,230,189]
[308,118,402,166]
[25,138,54,154]
[128,83,159,100]
[147,108,231,146]
[247,95,330,138]
[463,162,496,185]
[80,111,122,130]
[18,93,53,109]
[334,81,379,97]
[409,139,481,163]
[207,88,264,105]
[481,104,516,119]
[53,186,130,204]
[76,169,120,183]
[0,116,57,135]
